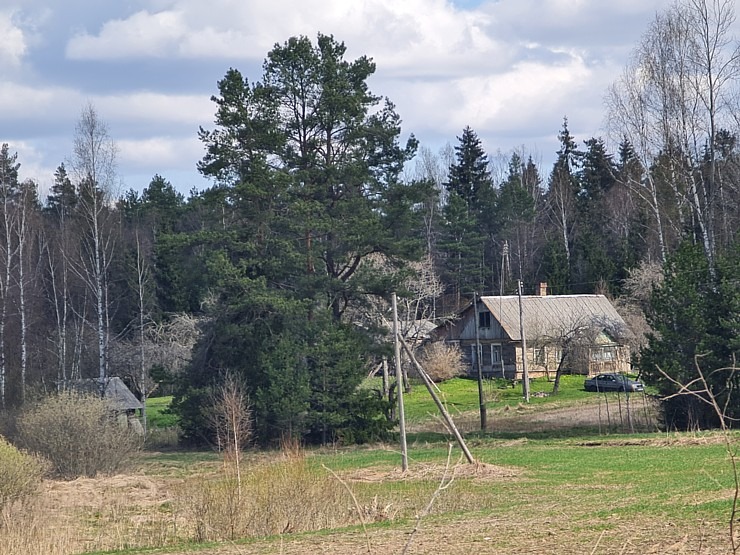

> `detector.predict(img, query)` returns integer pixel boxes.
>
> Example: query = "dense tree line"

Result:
[1,0,739,438]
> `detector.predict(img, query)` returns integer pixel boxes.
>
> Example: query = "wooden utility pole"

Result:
[391,293,408,472]
[399,336,475,464]
[518,280,530,402]
[473,293,487,430]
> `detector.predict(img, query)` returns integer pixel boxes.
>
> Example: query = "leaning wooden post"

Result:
[392,293,408,472]
[399,335,475,464]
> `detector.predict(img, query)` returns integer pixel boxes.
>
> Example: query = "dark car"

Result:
[584,373,644,393]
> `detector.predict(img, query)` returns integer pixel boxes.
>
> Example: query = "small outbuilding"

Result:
[432,286,632,380]
[61,377,144,433]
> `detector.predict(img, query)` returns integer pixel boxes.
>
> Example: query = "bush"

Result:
[0,436,44,512]
[178,447,355,542]
[17,391,143,479]
[415,342,465,382]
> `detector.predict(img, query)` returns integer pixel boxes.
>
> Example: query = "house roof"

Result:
[479,294,631,342]
[62,377,143,411]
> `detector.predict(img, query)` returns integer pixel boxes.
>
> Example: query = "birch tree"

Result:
[44,164,78,385]
[14,180,38,403]
[607,0,740,269]
[0,144,19,408]
[69,104,118,389]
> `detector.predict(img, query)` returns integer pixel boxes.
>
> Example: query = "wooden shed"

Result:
[61,377,144,433]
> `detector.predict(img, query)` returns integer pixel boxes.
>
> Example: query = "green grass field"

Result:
[109,376,736,554]
[144,395,178,428]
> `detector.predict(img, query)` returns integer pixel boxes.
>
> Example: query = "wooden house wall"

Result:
[456,340,631,380]
[445,300,632,380]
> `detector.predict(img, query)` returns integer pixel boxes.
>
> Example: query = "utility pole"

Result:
[518,280,530,402]
[391,293,408,471]
[399,336,475,464]
[473,293,487,430]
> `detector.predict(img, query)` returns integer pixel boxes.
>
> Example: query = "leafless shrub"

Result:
[615,260,664,353]
[658,356,740,554]
[206,372,251,495]
[415,342,465,382]
[17,391,142,479]
[178,446,355,542]
[112,312,203,398]
[0,436,44,514]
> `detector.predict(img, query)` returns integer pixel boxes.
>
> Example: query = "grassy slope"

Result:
[145,396,178,428]
[116,377,735,554]
[402,375,593,422]
[146,375,601,429]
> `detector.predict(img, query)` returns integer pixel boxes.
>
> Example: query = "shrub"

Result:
[17,391,143,479]
[416,342,465,382]
[0,435,44,513]
[178,447,355,542]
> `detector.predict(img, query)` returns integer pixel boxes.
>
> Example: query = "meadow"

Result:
[1,376,736,555]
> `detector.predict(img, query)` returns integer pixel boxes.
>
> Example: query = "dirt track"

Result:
[411,393,660,435]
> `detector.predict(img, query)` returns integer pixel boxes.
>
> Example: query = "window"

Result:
[472,344,501,366]
[491,345,501,364]
[478,311,491,329]
[534,347,546,365]
[591,347,616,362]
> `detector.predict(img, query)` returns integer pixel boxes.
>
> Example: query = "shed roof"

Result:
[479,294,630,342]
[62,377,143,411]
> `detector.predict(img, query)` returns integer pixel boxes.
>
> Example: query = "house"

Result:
[433,285,632,380]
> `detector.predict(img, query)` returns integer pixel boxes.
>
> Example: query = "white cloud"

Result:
[117,136,202,170]
[0,81,211,132]
[66,10,188,59]
[95,92,212,126]
[63,0,509,72]
[0,11,27,67]
[395,54,594,140]
[0,82,80,120]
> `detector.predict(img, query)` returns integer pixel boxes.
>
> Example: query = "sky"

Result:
[0,0,680,198]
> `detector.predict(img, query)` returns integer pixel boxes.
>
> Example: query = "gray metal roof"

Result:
[479,294,630,342]
[63,377,144,411]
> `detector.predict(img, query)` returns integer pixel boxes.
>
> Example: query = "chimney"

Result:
[537,282,548,296]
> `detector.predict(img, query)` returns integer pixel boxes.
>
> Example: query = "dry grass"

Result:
[0,399,734,555]
[344,461,519,483]
[0,471,182,555]
[176,445,357,542]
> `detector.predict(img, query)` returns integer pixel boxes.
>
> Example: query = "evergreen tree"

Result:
[175,34,423,445]
[438,127,493,302]
[438,193,485,303]
[639,240,740,429]
[572,137,616,292]
[544,118,582,291]
[496,153,537,289]
[198,35,423,320]
[46,164,77,217]
[445,126,492,207]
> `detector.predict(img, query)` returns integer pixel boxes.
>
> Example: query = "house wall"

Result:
[458,341,631,379]
[446,303,632,380]
[455,340,517,379]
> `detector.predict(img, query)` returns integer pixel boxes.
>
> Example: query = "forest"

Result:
[1,0,740,443]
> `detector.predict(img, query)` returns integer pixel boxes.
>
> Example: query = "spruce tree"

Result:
[438,127,493,302]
